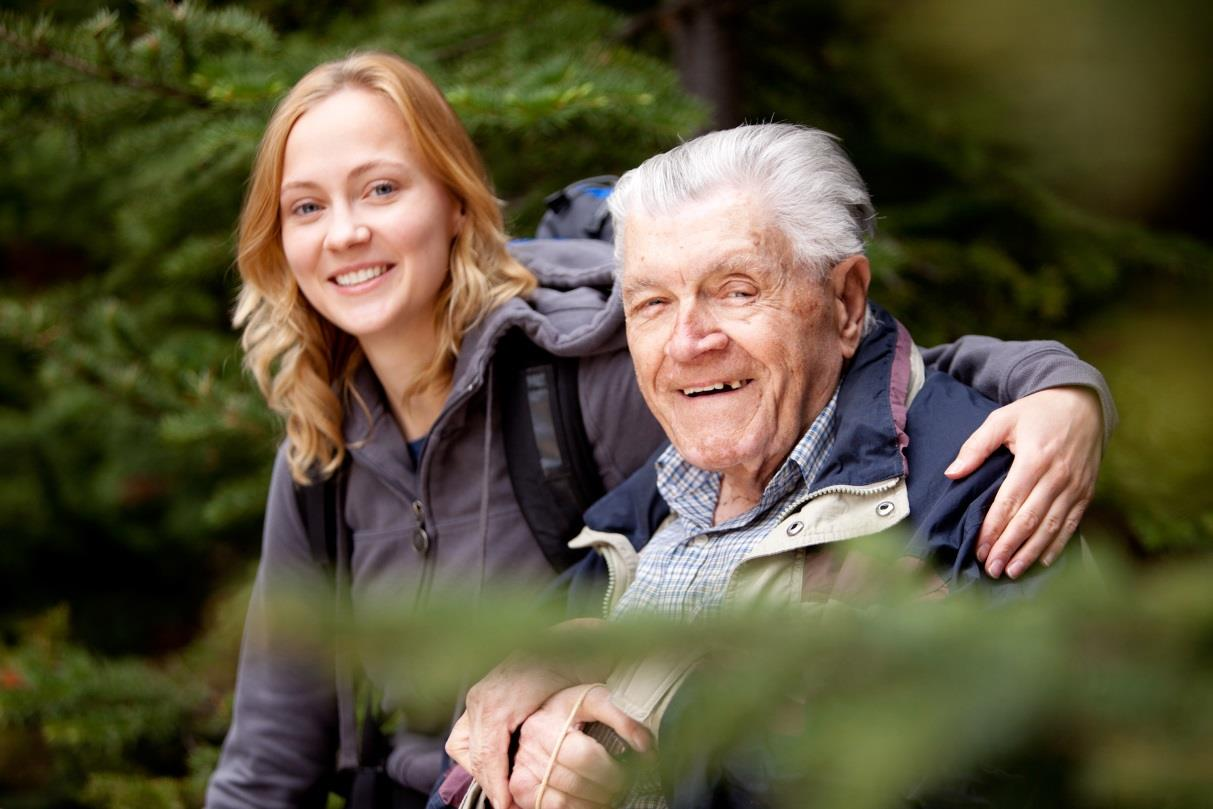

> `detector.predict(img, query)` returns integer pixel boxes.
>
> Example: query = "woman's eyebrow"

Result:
[280,160,410,195]
[279,178,318,196]
[347,159,410,178]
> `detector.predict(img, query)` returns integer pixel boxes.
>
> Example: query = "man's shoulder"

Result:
[902,369,1010,577]
[906,369,1000,462]
[905,368,1009,495]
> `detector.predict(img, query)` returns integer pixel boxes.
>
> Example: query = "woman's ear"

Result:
[831,255,871,359]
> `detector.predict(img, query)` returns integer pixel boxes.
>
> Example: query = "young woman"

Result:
[206,52,1113,809]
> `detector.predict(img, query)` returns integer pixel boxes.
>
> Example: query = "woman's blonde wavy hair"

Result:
[234,52,536,484]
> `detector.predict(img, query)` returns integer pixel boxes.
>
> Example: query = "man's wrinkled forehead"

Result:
[620,248,786,302]
[619,195,794,284]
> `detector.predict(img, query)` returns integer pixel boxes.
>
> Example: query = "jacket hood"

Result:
[453,238,626,392]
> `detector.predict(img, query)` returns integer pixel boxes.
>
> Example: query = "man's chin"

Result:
[675,439,761,477]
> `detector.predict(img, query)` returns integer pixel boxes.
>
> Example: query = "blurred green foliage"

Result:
[1,0,1211,806]
[6,548,1210,809]
[238,549,1213,808]
[0,593,244,808]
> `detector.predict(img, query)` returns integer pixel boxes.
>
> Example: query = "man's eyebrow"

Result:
[710,254,758,273]
[621,277,661,297]
[280,159,410,196]
[708,251,777,277]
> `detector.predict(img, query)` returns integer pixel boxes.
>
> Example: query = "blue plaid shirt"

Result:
[613,388,839,621]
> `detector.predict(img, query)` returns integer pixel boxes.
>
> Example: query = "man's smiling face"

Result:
[621,188,852,490]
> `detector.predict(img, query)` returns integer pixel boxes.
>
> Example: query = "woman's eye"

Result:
[291,201,320,217]
[370,181,397,197]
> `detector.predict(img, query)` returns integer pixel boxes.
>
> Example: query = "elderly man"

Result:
[445,123,1091,809]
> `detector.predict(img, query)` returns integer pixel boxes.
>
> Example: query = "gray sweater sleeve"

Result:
[922,337,1117,440]
[206,446,337,809]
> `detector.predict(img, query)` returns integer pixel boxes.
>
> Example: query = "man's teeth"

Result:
[334,265,388,287]
[682,380,745,396]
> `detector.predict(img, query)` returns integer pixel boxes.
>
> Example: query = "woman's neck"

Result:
[359,321,452,442]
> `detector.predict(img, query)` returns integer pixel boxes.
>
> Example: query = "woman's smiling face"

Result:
[278,87,463,343]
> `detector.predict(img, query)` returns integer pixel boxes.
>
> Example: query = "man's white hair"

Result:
[609,123,876,279]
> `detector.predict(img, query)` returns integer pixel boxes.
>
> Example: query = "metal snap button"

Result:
[786,520,804,536]
[413,527,430,555]
[876,501,895,517]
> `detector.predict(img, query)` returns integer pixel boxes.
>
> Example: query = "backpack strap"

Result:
[495,329,606,572]
[295,465,341,573]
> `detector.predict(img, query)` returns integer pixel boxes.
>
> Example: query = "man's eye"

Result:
[626,298,664,316]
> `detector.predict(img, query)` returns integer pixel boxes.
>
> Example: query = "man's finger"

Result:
[522,726,624,794]
[577,687,651,753]
[517,703,625,796]
[945,411,1008,480]
[514,737,621,804]
[512,747,616,809]
[512,770,610,809]
[470,724,514,809]
[445,714,472,771]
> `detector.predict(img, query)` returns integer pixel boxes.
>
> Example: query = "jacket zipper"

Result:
[601,563,618,619]
[804,476,902,500]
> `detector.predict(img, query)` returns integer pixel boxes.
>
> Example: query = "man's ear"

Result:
[831,255,870,359]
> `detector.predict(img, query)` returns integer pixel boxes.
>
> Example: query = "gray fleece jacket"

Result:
[206,238,1115,809]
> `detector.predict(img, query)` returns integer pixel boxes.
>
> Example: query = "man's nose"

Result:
[323,206,370,251]
[666,303,728,362]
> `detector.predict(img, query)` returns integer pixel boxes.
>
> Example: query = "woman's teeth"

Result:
[334,265,388,286]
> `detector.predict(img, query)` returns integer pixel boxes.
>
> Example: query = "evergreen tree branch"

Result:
[430,29,506,62]
[0,20,210,108]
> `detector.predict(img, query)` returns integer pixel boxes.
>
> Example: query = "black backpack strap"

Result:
[295,465,341,573]
[495,330,606,572]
